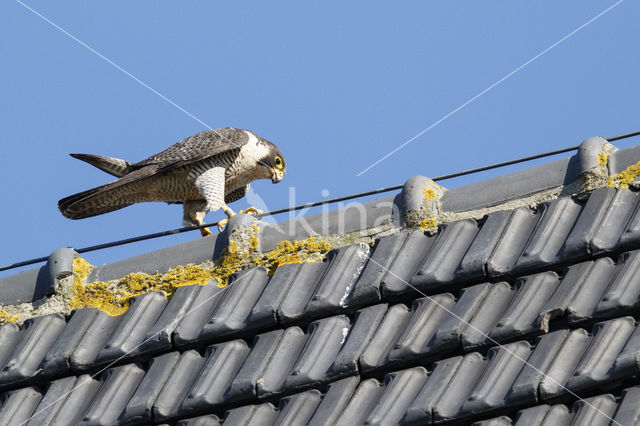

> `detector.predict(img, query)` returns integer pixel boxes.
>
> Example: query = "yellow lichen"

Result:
[607,160,640,189]
[597,150,610,166]
[68,234,331,315]
[423,188,438,200]
[0,309,18,324]
[256,237,331,274]
[418,217,438,231]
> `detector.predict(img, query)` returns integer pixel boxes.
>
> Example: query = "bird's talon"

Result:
[200,227,212,237]
[239,207,263,216]
[217,218,230,231]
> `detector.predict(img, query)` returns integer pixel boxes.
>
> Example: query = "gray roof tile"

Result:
[172,280,226,346]
[486,207,539,279]
[595,249,640,315]
[6,140,640,423]
[26,376,76,426]
[536,258,614,327]
[354,231,407,304]
[122,352,180,424]
[226,330,283,404]
[590,188,639,254]
[330,304,386,378]
[82,364,145,426]
[0,387,42,425]
[411,219,479,291]
[366,367,428,425]
[563,187,616,260]
[569,394,617,426]
[381,230,436,297]
[431,352,487,421]
[387,294,455,363]
[153,350,205,421]
[277,262,328,324]
[70,311,123,371]
[619,194,640,250]
[461,282,513,349]
[200,267,270,339]
[0,324,21,378]
[507,330,569,406]
[472,417,512,426]
[307,377,360,426]
[538,329,591,400]
[456,210,512,283]
[514,197,582,273]
[613,385,640,426]
[140,283,200,353]
[359,304,412,371]
[283,316,350,392]
[567,317,636,391]
[490,272,558,341]
[431,283,493,353]
[255,327,306,398]
[175,414,220,426]
[273,390,321,425]
[334,379,383,426]
[306,243,370,314]
[513,404,570,426]
[55,375,103,425]
[222,403,277,426]
[463,342,531,414]
[181,340,249,413]
[96,291,167,362]
[0,314,65,386]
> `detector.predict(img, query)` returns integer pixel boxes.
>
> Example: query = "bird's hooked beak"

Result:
[271,168,284,183]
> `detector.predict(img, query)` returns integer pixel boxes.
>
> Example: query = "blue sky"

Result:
[1,1,637,276]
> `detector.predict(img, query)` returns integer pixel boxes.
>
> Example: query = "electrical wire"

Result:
[2,130,639,273]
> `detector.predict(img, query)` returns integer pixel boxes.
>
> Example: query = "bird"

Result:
[58,127,286,236]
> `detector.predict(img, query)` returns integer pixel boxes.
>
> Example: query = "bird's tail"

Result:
[70,153,133,178]
[58,182,137,219]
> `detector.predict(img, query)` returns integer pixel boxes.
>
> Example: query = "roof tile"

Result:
[200,267,270,339]
[515,197,582,273]
[122,351,180,424]
[96,292,167,363]
[82,363,145,426]
[0,387,42,425]
[0,314,65,387]
[411,219,479,291]
[181,340,249,413]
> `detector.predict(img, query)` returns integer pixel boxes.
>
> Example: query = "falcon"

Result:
[58,128,286,236]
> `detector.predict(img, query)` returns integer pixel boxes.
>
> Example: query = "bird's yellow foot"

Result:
[217,216,232,231]
[238,206,263,216]
[189,213,212,238]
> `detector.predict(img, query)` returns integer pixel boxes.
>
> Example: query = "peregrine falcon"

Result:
[58,128,286,236]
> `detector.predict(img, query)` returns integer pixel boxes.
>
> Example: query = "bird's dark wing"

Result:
[225,185,250,204]
[134,128,249,173]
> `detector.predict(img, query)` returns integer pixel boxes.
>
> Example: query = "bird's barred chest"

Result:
[149,135,270,201]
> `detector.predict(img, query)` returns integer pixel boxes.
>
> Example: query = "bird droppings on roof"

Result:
[608,160,640,189]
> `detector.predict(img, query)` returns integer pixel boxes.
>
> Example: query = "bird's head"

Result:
[258,142,286,183]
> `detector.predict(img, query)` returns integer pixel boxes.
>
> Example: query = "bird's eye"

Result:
[275,156,283,168]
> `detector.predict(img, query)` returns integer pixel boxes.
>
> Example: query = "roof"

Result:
[1,136,640,424]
